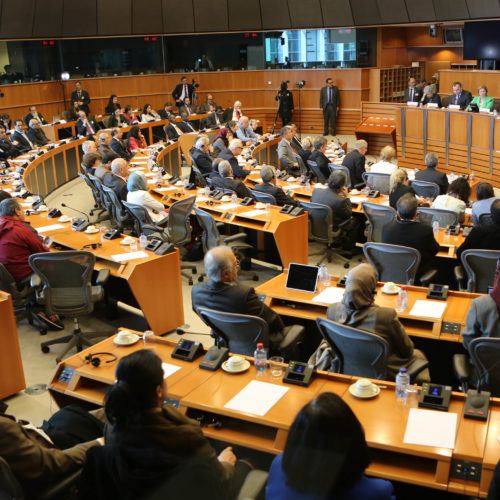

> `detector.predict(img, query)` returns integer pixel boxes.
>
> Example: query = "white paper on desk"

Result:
[144,172,155,177]
[2,188,12,192]
[162,362,181,379]
[284,184,302,190]
[111,250,148,262]
[196,196,210,202]
[403,408,457,449]
[217,202,239,210]
[240,209,267,217]
[130,160,149,164]
[465,207,472,215]
[21,202,32,207]
[128,167,146,171]
[147,179,156,184]
[409,299,446,319]
[36,224,65,233]
[156,186,177,192]
[313,184,327,189]
[350,196,367,203]
[224,380,289,416]
[312,287,345,304]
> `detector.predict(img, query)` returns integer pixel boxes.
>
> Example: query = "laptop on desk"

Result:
[285,263,320,293]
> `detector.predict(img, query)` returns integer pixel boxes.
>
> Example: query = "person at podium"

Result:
[466,85,495,111]
[421,85,442,108]
[450,81,472,110]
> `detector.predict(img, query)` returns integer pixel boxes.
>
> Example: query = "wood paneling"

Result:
[193,0,229,33]
[287,0,323,29]
[132,0,163,35]
[321,0,354,26]
[97,0,131,36]
[260,0,291,30]
[350,0,382,25]
[377,0,409,24]
[439,70,500,100]
[162,0,194,33]
[33,0,63,38]
[466,0,500,18]
[0,0,34,38]
[62,0,97,37]
[228,0,262,31]
[434,0,469,21]
[405,0,436,22]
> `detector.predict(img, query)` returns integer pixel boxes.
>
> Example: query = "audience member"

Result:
[12,119,34,152]
[157,102,174,120]
[0,125,20,159]
[266,392,395,500]
[235,116,258,144]
[309,136,331,182]
[109,108,127,128]
[82,140,97,155]
[202,107,223,128]
[71,81,91,115]
[432,177,470,219]
[197,94,218,114]
[223,101,243,122]
[103,158,129,201]
[164,117,184,141]
[289,123,302,151]
[104,94,120,114]
[127,126,147,155]
[127,171,168,224]
[210,160,253,199]
[194,53,214,71]
[178,113,197,133]
[472,182,499,225]
[389,168,417,209]
[122,105,138,125]
[298,136,313,166]
[277,125,300,175]
[26,119,50,146]
[172,76,194,108]
[0,113,12,130]
[93,153,112,181]
[24,105,47,126]
[81,152,101,176]
[370,145,397,174]
[110,127,132,161]
[76,111,100,139]
[218,139,250,179]
[140,103,160,122]
[97,132,113,157]
[212,128,233,156]
[414,152,448,194]
[178,97,195,117]
[0,190,12,202]
[254,164,298,207]
[190,135,213,175]
[342,139,367,187]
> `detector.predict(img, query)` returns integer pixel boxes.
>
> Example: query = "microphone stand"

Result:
[271,89,285,135]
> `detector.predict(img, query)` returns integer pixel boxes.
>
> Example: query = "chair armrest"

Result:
[406,357,430,381]
[223,233,248,244]
[454,265,466,291]
[419,268,438,287]
[38,468,81,500]
[237,470,268,500]
[95,268,110,285]
[279,325,305,351]
[30,274,41,288]
[453,353,471,392]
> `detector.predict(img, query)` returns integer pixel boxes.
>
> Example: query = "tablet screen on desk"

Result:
[285,263,319,293]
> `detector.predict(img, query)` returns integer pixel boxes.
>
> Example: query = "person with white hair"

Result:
[97,132,113,157]
[189,135,213,175]
[235,116,258,144]
[369,145,397,174]
[217,138,250,179]
[277,126,300,175]
[210,160,253,199]
[254,165,298,207]
[27,118,50,147]
[223,100,243,122]
[341,139,368,186]
[82,140,97,155]
[103,157,129,201]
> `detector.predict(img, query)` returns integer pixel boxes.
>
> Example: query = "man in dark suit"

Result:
[457,199,500,260]
[414,152,448,194]
[177,113,197,133]
[103,158,129,201]
[178,98,196,117]
[172,77,194,108]
[109,128,132,161]
[450,81,472,110]
[75,111,101,139]
[253,165,298,207]
[404,77,423,103]
[382,193,440,276]
[11,120,34,153]
[211,160,253,199]
[309,136,331,183]
[157,102,175,120]
[319,78,340,136]
[190,135,213,175]
[71,82,91,115]
[27,119,50,147]
[97,131,113,157]
[342,139,367,187]
[201,108,223,129]
[163,118,184,141]
[191,246,301,354]
[24,106,47,126]
[197,94,218,114]
[217,139,250,180]
[0,126,20,159]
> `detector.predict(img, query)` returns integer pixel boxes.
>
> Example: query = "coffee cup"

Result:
[354,379,375,397]
[383,282,398,293]
[122,236,134,245]
[227,356,245,370]
[116,330,131,342]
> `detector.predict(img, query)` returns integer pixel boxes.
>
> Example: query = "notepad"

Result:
[409,300,446,319]
[162,363,181,379]
[217,203,239,210]
[240,209,267,217]
[224,380,289,416]
[128,167,146,171]
[156,186,177,192]
[403,408,457,449]
[312,287,345,304]
[350,196,367,203]
[36,224,65,233]
[196,196,210,202]
[111,251,148,262]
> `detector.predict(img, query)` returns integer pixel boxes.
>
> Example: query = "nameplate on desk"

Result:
[448,105,461,110]
[240,209,267,217]
[480,108,491,113]
[111,251,148,262]
[427,103,439,108]
[407,102,418,107]
[36,224,65,233]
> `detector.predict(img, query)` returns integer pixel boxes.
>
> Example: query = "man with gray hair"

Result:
[97,132,113,157]
[27,118,50,147]
[189,135,213,175]
[235,116,258,144]
[191,246,304,358]
[415,152,448,194]
[103,157,129,201]
[309,136,331,182]
[211,160,253,200]
[217,138,250,180]
[341,139,368,187]
[277,125,300,175]
[82,140,97,155]
[254,164,298,207]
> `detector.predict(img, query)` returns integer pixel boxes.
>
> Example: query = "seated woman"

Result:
[105,94,120,114]
[388,169,428,209]
[127,171,168,225]
[212,127,233,156]
[432,177,470,220]
[109,107,127,128]
[370,145,397,174]
[79,350,241,500]
[266,392,395,500]
[467,85,495,111]
[127,125,147,155]
[472,181,498,225]
[298,136,313,166]
[140,103,160,123]
[122,105,138,125]
[81,152,102,176]
[421,85,442,108]
[325,264,429,381]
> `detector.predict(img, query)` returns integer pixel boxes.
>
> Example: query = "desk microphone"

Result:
[60,203,90,221]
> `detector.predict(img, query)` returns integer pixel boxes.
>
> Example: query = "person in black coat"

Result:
[172,77,194,108]
[157,102,175,120]
[210,160,253,199]
[382,193,440,277]
[342,140,367,187]
[276,81,294,127]
[103,158,129,201]
[163,120,184,141]
[27,119,50,146]
[404,77,423,103]
[308,136,331,183]
[217,139,250,180]
[253,165,298,207]
[190,136,213,175]
[75,111,101,139]
[389,168,417,209]
[457,199,500,261]
[24,106,47,126]
[414,152,448,194]
[11,120,34,152]
[109,128,132,162]
[71,82,91,115]
[421,85,442,107]
[450,81,472,110]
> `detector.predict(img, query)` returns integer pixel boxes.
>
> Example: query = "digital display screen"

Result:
[429,385,442,396]
[181,341,193,349]
[293,364,305,374]
[433,286,442,292]
[286,263,319,293]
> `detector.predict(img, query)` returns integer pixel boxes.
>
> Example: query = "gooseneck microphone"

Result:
[60,203,90,221]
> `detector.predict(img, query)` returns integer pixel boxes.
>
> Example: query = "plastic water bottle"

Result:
[305,179,311,192]
[276,167,281,178]
[397,286,408,312]
[231,191,238,205]
[204,185,210,197]
[432,217,440,236]
[300,173,305,184]
[469,172,474,183]
[139,233,148,249]
[318,264,331,287]
[183,177,189,189]
[364,184,371,196]
[395,368,410,399]
[254,343,267,373]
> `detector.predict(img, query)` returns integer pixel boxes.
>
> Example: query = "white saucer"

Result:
[58,217,70,223]
[349,383,380,399]
[381,286,401,295]
[120,238,135,245]
[85,228,99,234]
[113,332,140,346]
[350,189,361,195]
[222,359,251,374]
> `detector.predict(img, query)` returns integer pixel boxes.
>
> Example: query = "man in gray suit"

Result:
[277,125,300,175]
[319,78,340,136]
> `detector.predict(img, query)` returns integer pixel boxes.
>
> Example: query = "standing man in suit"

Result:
[319,78,340,136]
[254,165,298,207]
[414,152,448,194]
[11,120,34,153]
[103,158,129,201]
[277,125,300,175]
[342,139,368,187]
[450,81,472,110]
[24,106,47,126]
[217,139,250,180]
[172,77,194,109]
[109,128,131,161]
[404,77,423,103]
[71,82,91,115]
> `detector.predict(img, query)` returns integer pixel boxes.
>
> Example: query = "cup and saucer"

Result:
[222,355,250,374]
[120,236,135,246]
[58,215,71,223]
[85,225,99,234]
[350,189,361,195]
[349,378,381,399]
[113,330,140,346]
[381,281,401,295]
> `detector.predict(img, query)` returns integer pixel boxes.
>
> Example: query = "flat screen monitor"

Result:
[464,21,500,60]
[285,263,320,293]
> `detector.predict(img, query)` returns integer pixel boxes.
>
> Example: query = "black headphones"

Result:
[85,352,117,367]
[82,242,102,250]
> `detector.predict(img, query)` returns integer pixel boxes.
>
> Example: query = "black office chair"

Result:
[417,207,458,227]
[362,172,391,194]
[478,213,493,226]
[328,164,352,188]
[316,317,429,381]
[79,173,106,219]
[299,200,350,267]
[410,180,440,200]
[28,251,112,362]
[189,164,208,188]
[453,337,500,397]
[293,153,306,174]
[101,185,133,231]
[122,201,168,238]
[363,242,437,286]
[454,249,500,293]
[361,201,396,242]
[196,307,304,361]
[307,160,327,184]
[87,174,111,222]
[251,190,277,205]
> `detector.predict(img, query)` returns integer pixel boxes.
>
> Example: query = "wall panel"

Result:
[405,0,436,22]
[97,0,131,36]
[193,0,229,32]
[162,0,194,33]
[33,0,63,38]
[228,0,262,31]
[62,0,97,37]
[132,0,163,35]
[0,0,34,38]
[350,0,382,25]
[433,0,469,21]
[466,0,500,18]
[320,0,354,26]
[260,0,291,30]
[287,0,324,28]
[377,0,409,24]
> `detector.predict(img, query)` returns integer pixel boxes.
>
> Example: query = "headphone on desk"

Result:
[85,352,117,367]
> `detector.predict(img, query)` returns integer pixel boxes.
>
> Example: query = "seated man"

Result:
[109,127,132,162]
[157,101,175,120]
[12,119,34,153]
[103,157,129,201]
[414,152,448,195]
[24,105,47,126]
[254,164,298,207]
[0,198,49,284]
[450,81,472,110]
[178,97,196,117]
[27,119,50,146]
[210,160,253,200]
[309,136,331,182]
[189,135,213,175]
[81,152,101,176]
[382,193,440,277]
[217,139,250,180]
[82,139,97,155]
[341,139,367,187]
[209,158,223,180]
[95,151,119,181]
[235,116,258,144]
[97,131,113,157]
[164,117,184,141]
[311,170,360,253]
[277,125,300,175]
[178,113,197,133]
[0,125,21,159]
[192,246,302,356]
[457,199,500,260]
[75,111,100,139]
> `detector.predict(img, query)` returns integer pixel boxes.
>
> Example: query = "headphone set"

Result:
[82,242,102,250]
[85,352,117,367]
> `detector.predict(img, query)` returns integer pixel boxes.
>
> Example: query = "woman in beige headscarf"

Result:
[326,264,428,380]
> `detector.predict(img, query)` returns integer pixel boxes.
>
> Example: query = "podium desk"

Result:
[41,121,77,142]
[355,116,397,156]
